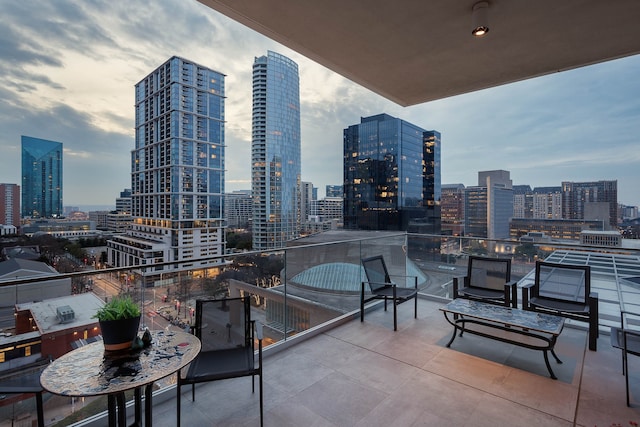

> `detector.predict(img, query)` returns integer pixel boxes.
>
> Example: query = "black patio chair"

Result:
[452,255,517,308]
[611,310,640,406]
[177,296,263,427]
[0,368,45,427]
[360,255,418,331]
[522,260,599,351]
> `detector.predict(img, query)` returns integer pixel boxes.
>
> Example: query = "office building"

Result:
[251,51,301,250]
[21,136,63,218]
[441,184,465,236]
[513,185,563,220]
[301,182,315,222]
[512,185,532,219]
[224,190,252,229]
[107,56,226,278]
[343,114,441,232]
[465,170,513,239]
[115,189,132,214]
[0,183,20,227]
[562,180,617,229]
[510,218,605,241]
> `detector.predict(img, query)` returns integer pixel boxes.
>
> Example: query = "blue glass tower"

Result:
[21,136,63,218]
[252,51,301,250]
[343,114,440,232]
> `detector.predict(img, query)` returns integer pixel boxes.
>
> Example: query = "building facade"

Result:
[464,170,513,239]
[21,136,63,218]
[441,184,465,236]
[562,180,617,229]
[510,218,605,241]
[107,56,226,278]
[0,183,20,227]
[343,114,441,232]
[301,182,315,223]
[251,51,301,250]
[224,190,252,229]
[325,185,343,198]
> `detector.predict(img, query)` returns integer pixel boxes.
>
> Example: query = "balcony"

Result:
[1,232,640,425]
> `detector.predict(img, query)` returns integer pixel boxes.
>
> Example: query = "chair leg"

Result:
[414,295,417,319]
[35,392,44,427]
[360,283,365,323]
[177,382,181,427]
[393,303,397,331]
[589,316,598,351]
[259,372,264,427]
[625,349,631,406]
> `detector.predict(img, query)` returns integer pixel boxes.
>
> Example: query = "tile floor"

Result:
[145,298,640,426]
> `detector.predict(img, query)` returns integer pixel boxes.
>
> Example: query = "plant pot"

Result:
[99,316,141,352]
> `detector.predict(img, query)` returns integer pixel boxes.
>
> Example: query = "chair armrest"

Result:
[255,321,264,340]
[620,309,640,330]
[388,274,418,289]
[452,276,463,299]
[521,282,533,310]
[505,280,518,308]
[365,281,396,287]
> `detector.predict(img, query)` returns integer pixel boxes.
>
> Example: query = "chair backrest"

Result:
[533,261,590,304]
[362,255,391,292]
[467,256,511,291]
[195,296,252,353]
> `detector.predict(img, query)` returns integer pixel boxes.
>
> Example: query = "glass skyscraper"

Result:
[343,114,441,232]
[108,56,226,277]
[251,51,301,250]
[21,136,63,218]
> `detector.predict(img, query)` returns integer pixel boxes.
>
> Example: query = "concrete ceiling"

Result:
[198,0,640,106]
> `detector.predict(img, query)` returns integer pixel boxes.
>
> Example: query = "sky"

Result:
[1,0,640,209]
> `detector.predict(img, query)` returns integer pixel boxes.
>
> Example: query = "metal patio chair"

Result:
[177,296,263,426]
[522,260,599,351]
[360,255,418,331]
[611,310,640,406]
[452,255,517,308]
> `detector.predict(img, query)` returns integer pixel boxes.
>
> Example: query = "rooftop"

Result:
[114,298,638,426]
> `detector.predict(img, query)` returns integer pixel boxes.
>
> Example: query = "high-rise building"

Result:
[224,190,252,229]
[532,186,562,219]
[108,56,226,278]
[301,182,315,223]
[21,136,63,218]
[251,51,301,250]
[562,180,618,229]
[512,185,532,219]
[465,170,513,239]
[0,183,20,227]
[343,114,441,232]
[441,184,465,236]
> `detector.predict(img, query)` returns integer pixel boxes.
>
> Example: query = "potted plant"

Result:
[93,295,141,352]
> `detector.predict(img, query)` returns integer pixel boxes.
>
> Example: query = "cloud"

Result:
[1,0,639,207]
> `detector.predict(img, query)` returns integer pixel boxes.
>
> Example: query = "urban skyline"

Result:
[1,1,639,207]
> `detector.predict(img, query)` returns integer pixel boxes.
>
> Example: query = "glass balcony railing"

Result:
[1,231,639,425]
